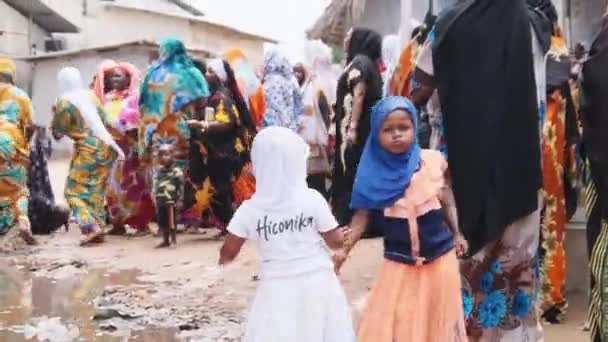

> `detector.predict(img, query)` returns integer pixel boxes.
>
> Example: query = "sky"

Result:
[191,0,331,62]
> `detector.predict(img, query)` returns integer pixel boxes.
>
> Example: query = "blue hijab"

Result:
[350,96,421,210]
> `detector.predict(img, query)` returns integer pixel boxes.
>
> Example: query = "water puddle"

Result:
[0,260,179,341]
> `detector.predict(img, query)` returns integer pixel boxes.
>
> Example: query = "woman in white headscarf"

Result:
[51,67,124,246]
[294,42,336,197]
[219,126,353,342]
[261,48,304,130]
[382,35,401,96]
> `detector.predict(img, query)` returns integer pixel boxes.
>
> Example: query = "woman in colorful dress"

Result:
[0,118,34,247]
[184,58,254,233]
[52,67,124,246]
[332,28,383,229]
[93,60,154,235]
[528,0,580,324]
[417,1,551,339]
[0,57,36,244]
[138,37,210,214]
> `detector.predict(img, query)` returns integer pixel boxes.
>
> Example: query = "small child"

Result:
[219,127,354,342]
[154,144,183,248]
[333,96,468,341]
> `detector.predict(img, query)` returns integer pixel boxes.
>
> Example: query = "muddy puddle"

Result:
[0,260,179,341]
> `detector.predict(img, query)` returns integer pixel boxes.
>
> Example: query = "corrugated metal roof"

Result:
[3,0,79,33]
[16,39,213,61]
[104,1,277,43]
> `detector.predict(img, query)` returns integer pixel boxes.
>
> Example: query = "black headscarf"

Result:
[582,15,608,218]
[223,60,256,134]
[346,28,382,64]
[432,0,549,254]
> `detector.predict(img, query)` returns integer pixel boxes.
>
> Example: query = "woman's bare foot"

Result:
[107,224,126,236]
[80,227,105,246]
[18,219,37,245]
[155,241,170,249]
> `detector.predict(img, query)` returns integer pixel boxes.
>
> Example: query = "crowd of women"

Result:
[1,0,608,340]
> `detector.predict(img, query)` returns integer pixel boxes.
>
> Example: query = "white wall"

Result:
[29,46,153,155]
[568,0,605,47]
[0,1,49,56]
[54,2,265,65]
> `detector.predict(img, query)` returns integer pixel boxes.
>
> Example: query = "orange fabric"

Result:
[233,163,256,207]
[388,40,417,98]
[357,252,467,342]
[249,86,266,128]
[540,89,568,313]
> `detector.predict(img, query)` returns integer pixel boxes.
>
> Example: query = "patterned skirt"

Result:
[461,205,543,341]
[587,174,608,342]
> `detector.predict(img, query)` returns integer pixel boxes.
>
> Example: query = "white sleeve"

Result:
[416,40,434,76]
[227,204,251,239]
[311,191,339,233]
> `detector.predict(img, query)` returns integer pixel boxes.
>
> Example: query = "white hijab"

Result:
[57,67,124,159]
[382,35,400,96]
[207,58,227,83]
[249,127,308,211]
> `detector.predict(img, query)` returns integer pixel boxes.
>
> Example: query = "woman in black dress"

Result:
[332,28,383,232]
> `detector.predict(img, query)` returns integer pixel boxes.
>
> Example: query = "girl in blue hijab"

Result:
[333,96,468,341]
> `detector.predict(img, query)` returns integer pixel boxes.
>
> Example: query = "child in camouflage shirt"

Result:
[154,144,184,248]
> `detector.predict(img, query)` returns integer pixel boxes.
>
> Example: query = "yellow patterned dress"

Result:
[0,83,33,149]
[51,94,117,233]
[0,83,33,234]
[0,119,30,234]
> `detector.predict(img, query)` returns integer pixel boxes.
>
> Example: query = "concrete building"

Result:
[2,0,275,82]
[308,0,606,50]
[0,0,78,89]
[50,0,274,67]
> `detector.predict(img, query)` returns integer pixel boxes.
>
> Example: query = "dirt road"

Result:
[0,158,590,341]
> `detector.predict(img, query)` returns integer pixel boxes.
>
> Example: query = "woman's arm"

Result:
[332,210,369,273]
[410,68,435,108]
[347,81,366,144]
[219,233,246,265]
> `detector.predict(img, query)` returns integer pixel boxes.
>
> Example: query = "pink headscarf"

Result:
[93,60,141,104]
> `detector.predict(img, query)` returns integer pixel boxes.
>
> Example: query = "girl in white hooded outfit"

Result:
[219,126,354,342]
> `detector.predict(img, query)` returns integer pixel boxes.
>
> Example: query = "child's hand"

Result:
[340,226,352,245]
[332,249,348,275]
[455,234,469,258]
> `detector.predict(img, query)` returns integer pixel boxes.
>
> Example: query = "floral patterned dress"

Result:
[0,84,33,150]
[0,83,33,234]
[0,119,30,234]
[104,92,154,230]
[51,94,117,230]
[538,35,579,323]
[182,88,249,230]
